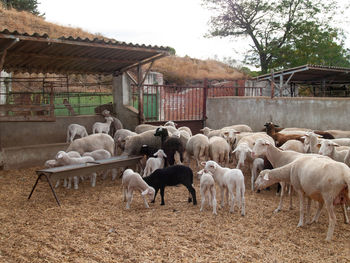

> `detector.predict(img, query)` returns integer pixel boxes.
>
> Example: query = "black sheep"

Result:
[154,127,184,166]
[143,165,197,206]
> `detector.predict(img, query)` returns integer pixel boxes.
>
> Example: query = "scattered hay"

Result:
[0,163,349,263]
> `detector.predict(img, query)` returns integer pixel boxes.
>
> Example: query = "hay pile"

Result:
[0,164,349,263]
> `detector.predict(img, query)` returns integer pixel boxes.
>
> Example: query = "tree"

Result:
[270,21,350,69]
[1,0,43,16]
[203,0,347,73]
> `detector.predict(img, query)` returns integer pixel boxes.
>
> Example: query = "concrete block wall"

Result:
[206,96,350,131]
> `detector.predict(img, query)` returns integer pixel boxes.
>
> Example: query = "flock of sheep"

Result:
[44,110,350,241]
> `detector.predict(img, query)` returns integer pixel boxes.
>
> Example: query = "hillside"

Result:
[0,5,246,85]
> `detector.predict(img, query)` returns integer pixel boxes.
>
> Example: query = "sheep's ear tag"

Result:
[263,173,269,181]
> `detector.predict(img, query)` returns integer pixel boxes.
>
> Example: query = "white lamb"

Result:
[66,124,88,143]
[47,150,82,188]
[92,117,114,134]
[319,140,349,163]
[56,151,95,189]
[251,157,264,191]
[197,169,217,215]
[142,149,167,178]
[202,160,245,216]
[122,168,156,209]
[83,149,114,181]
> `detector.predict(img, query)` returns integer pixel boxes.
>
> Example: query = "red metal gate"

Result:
[130,80,263,134]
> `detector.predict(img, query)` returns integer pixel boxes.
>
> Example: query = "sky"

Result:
[38,0,350,69]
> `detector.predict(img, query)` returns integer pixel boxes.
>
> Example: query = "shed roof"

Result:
[0,29,170,75]
[256,64,350,85]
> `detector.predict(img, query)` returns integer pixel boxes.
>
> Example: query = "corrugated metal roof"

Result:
[256,64,350,84]
[0,29,170,75]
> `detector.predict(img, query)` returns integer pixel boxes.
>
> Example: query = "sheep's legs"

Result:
[342,204,349,224]
[274,182,285,213]
[160,187,165,205]
[142,194,150,208]
[91,173,97,187]
[151,188,159,203]
[324,199,336,241]
[185,184,197,205]
[311,202,324,224]
[220,187,225,208]
[229,189,235,213]
[200,189,206,212]
[288,185,293,210]
[55,180,60,188]
[73,176,79,190]
[297,191,305,227]
[125,189,133,209]
[239,187,245,216]
[306,197,312,224]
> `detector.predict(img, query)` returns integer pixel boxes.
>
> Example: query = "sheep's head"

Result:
[222,129,239,148]
[251,139,270,158]
[254,170,272,190]
[105,116,114,123]
[142,187,156,201]
[319,140,338,156]
[154,149,167,158]
[232,143,252,168]
[197,169,213,180]
[154,127,169,138]
[200,127,212,136]
[201,160,218,174]
[164,121,177,127]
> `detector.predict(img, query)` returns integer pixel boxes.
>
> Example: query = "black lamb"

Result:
[143,165,197,206]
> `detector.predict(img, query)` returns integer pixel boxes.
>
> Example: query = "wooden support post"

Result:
[279,75,283,97]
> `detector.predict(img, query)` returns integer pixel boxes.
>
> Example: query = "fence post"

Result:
[50,84,54,118]
[203,78,208,122]
[271,70,275,99]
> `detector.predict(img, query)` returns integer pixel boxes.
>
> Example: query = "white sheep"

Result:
[208,136,230,165]
[185,134,209,168]
[143,149,167,178]
[164,121,177,128]
[319,140,349,163]
[66,133,115,156]
[202,160,245,215]
[92,116,114,134]
[48,150,82,188]
[251,157,264,191]
[279,139,305,153]
[122,168,155,209]
[197,169,217,215]
[56,151,95,189]
[66,124,88,143]
[114,129,137,153]
[255,155,350,241]
[83,149,113,181]
[178,126,192,136]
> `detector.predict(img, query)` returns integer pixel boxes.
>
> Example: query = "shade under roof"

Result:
[0,29,170,75]
[256,64,350,85]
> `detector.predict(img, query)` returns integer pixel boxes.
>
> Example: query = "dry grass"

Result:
[152,56,246,84]
[0,162,349,263]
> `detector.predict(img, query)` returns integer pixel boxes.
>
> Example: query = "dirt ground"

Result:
[0,163,349,263]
